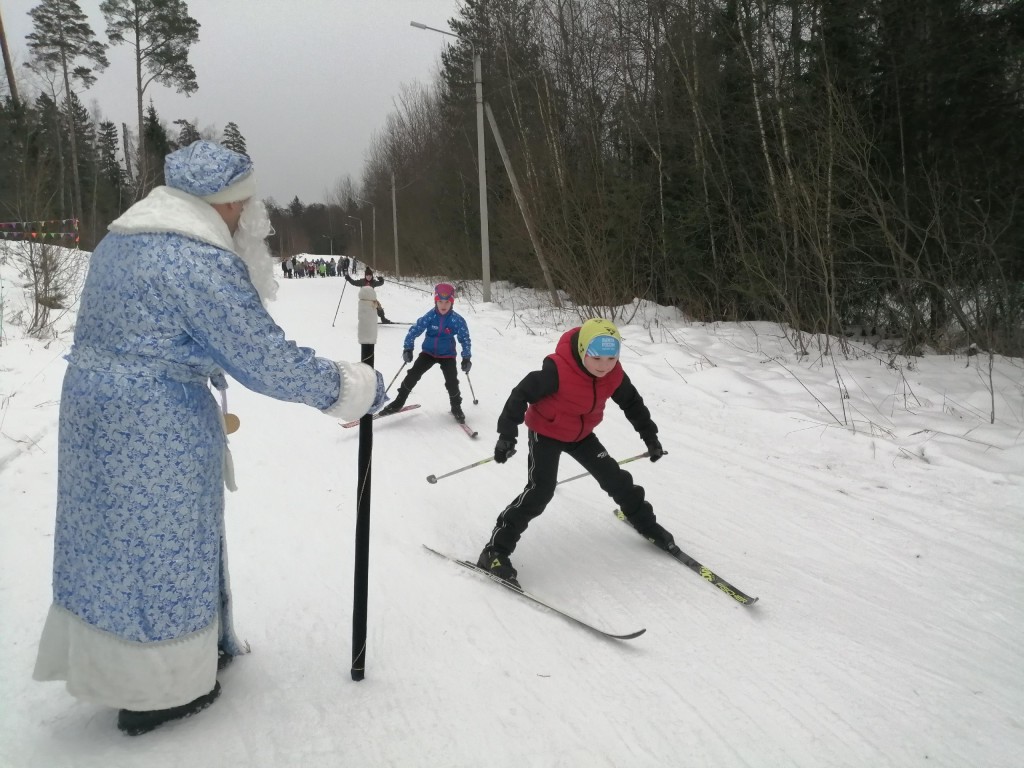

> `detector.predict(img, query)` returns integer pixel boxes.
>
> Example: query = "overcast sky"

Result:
[1,0,463,203]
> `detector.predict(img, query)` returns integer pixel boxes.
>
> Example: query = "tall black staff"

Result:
[351,284,379,681]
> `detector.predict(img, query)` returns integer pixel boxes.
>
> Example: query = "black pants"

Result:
[396,353,461,405]
[486,430,655,555]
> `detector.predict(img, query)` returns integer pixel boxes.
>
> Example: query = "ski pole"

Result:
[464,372,479,404]
[426,455,494,484]
[385,361,407,394]
[331,279,348,327]
[556,451,663,486]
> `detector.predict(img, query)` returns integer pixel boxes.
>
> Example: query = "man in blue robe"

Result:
[33,141,386,735]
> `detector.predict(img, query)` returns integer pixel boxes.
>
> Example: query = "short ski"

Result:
[340,403,420,428]
[615,510,759,606]
[455,419,478,438]
[423,545,646,641]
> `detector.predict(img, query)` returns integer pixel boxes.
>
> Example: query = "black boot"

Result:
[450,397,465,424]
[379,386,410,416]
[117,682,222,736]
[217,647,233,671]
[621,506,677,552]
[476,547,520,589]
[633,520,676,552]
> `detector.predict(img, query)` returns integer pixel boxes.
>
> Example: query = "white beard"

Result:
[233,199,278,305]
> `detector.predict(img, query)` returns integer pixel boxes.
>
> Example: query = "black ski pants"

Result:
[396,353,461,405]
[486,430,655,555]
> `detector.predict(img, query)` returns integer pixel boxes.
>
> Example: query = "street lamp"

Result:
[356,197,377,270]
[411,20,491,302]
[346,215,364,264]
[321,234,337,256]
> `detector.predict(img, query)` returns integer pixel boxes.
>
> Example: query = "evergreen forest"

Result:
[2,0,1022,354]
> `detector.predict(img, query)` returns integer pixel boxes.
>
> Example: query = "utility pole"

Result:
[391,173,399,276]
[356,197,376,269]
[411,21,490,301]
[346,216,364,262]
[474,48,491,302]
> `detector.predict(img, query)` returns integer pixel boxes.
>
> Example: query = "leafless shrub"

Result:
[15,242,85,338]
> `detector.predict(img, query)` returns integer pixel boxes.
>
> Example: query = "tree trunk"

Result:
[0,5,20,109]
[58,47,84,222]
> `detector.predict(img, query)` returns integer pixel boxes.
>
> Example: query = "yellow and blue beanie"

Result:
[577,318,622,359]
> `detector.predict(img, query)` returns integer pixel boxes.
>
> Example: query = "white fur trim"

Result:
[323,361,377,421]
[109,186,234,251]
[33,604,218,710]
[201,172,257,204]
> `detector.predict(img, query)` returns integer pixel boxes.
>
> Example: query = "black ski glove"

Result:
[402,348,413,364]
[461,358,472,373]
[494,436,517,464]
[645,437,665,462]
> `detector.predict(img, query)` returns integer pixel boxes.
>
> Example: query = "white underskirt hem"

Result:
[33,604,218,710]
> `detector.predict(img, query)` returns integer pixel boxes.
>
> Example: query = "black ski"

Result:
[423,545,646,641]
[615,510,759,606]
[340,403,420,428]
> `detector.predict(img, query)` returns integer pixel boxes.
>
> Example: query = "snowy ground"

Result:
[2,244,1023,767]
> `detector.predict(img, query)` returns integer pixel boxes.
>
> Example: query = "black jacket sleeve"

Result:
[343,273,361,286]
[496,357,559,438]
[611,371,658,442]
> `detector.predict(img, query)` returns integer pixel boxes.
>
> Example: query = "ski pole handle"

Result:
[426,455,494,484]
[556,451,661,486]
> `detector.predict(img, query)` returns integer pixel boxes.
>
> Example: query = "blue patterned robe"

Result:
[34,187,373,710]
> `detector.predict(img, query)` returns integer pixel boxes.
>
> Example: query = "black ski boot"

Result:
[634,520,677,552]
[450,397,465,424]
[217,646,233,671]
[476,548,520,589]
[379,387,410,417]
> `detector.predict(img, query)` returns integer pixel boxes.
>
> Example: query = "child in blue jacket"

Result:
[379,283,472,422]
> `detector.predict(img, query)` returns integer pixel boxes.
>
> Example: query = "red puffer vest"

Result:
[524,328,624,442]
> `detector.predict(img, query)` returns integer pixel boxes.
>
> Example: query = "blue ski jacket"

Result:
[403,307,472,359]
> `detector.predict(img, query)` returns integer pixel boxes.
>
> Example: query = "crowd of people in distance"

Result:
[281,254,352,278]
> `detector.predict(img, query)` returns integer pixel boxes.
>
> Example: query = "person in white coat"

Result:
[33,140,387,735]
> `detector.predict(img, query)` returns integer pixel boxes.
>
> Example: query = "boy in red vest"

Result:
[478,318,671,588]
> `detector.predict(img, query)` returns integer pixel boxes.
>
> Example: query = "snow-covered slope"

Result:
[2,246,1022,767]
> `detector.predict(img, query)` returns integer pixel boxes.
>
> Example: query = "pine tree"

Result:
[142,100,171,187]
[26,0,109,222]
[221,121,247,156]
[101,0,200,195]
[96,119,123,188]
[173,118,200,146]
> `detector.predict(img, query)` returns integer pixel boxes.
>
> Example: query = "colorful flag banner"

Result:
[0,219,80,245]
